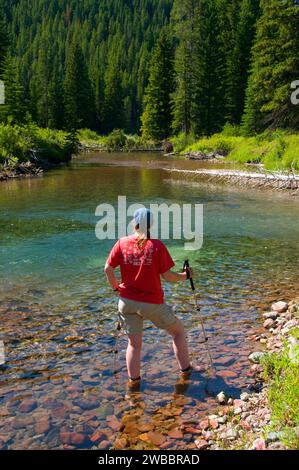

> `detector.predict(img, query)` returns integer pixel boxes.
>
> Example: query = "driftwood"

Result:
[164,168,299,192]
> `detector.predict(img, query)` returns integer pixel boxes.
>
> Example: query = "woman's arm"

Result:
[104,263,119,290]
[161,267,194,283]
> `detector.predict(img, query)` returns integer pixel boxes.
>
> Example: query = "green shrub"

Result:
[0,123,76,167]
[172,132,197,153]
[262,341,299,449]
[281,135,299,171]
[105,129,127,151]
[185,134,243,156]
[178,129,299,171]
[0,123,32,164]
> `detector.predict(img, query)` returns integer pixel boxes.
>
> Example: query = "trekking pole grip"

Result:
[184,259,195,291]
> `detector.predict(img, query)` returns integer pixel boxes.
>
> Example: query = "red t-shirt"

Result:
[106,235,175,304]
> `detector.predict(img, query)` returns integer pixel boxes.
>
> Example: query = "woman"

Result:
[104,208,193,386]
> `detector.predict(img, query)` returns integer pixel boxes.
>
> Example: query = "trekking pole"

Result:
[183,260,215,373]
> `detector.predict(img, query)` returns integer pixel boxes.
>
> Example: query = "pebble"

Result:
[199,419,209,431]
[263,311,279,320]
[263,319,275,329]
[216,391,227,405]
[60,432,86,446]
[251,438,266,450]
[73,398,100,410]
[271,301,288,313]
[35,418,50,434]
[217,416,227,424]
[19,399,37,413]
[240,392,250,401]
[194,439,209,450]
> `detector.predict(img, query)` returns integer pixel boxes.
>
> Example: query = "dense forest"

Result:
[0,0,298,138]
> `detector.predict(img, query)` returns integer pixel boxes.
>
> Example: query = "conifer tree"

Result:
[0,53,26,124]
[242,0,299,132]
[0,19,8,74]
[64,41,95,131]
[141,30,175,141]
[221,0,259,124]
[103,54,124,133]
[172,0,226,136]
[171,0,201,135]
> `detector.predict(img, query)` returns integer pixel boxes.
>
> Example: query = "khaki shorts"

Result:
[118,297,177,335]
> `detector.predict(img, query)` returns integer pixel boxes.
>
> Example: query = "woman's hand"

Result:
[162,268,194,283]
[185,267,194,279]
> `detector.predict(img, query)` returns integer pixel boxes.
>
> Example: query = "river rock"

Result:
[263,319,275,329]
[73,398,100,410]
[271,301,288,313]
[251,438,266,450]
[263,311,279,320]
[281,319,298,335]
[248,351,265,364]
[90,430,105,443]
[19,399,37,413]
[224,427,238,440]
[217,416,227,424]
[60,432,86,446]
[216,391,227,404]
[35,417,50,434]
[195,439,209,449]
[199,419,209,431]
[98,440,111,449]
[266,431,283,444]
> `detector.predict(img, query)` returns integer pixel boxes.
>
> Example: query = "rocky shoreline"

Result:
[192,298,299,450]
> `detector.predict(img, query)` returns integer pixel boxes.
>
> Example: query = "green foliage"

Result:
[141,30,175,142]
[180,129,299,170]
[0,54,26,124]
[263,338,299,449]
[0,123,76,166]
[64,41,95,131]
[171,132,197,153]
[184,134,244,156]
[104,129,127,151]
[172,0,228,136]
[242,0,299,133]
[0,123,31,164]
[103,55,125,133]
[1,0,298,138]
[222,0,260,124]
[0,19,8,74]
[0,0,172,133]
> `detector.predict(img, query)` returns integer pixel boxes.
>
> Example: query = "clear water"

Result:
[0,152,298,449]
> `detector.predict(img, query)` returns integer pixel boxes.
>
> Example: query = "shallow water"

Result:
[0,152,298,449]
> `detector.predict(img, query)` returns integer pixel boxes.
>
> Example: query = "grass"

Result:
[0,122,76,167]
[78,128,159,152]
[177,128,299,171]
[262,328,299,449]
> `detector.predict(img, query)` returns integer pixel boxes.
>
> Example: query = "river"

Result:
[0,152,298,449]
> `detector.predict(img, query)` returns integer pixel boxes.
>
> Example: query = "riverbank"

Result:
[172,129,299,172]
[192,298,299,451]
[0,123,76,181]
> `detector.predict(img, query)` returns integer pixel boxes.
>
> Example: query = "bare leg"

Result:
[166,319,190,371]
[126,333,142,379]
